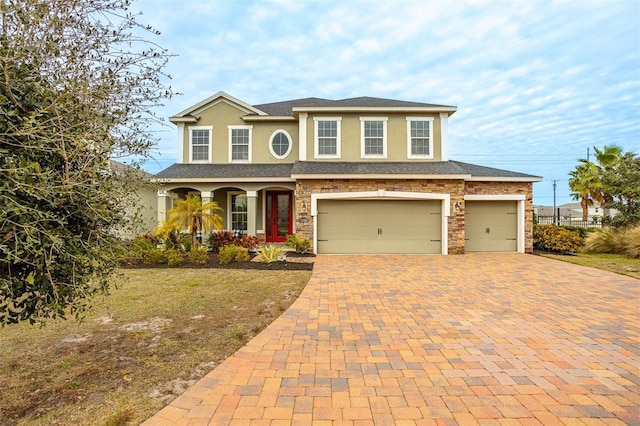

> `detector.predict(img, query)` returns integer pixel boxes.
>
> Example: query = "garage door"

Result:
[465,201,517,252]
[316,200,442,254]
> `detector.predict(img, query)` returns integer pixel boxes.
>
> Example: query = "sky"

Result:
[132,0,640,207]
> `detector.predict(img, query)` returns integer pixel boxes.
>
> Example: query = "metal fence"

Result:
[535,215,602,229]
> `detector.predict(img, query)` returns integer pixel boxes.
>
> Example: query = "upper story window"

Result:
[229,125,252,163]
[269,130,292,159]
[407,117,434,159]
[360,117,388,158]
[314,117,341,158]
[190,126,212,163]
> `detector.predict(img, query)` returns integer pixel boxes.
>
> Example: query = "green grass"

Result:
[540,252,640,279]
[0,268,311,426]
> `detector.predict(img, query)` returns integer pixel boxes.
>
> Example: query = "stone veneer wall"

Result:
[295,179,467,254]
[464,181,535,253]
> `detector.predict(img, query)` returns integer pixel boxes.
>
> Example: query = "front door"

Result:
[266,191,292,243]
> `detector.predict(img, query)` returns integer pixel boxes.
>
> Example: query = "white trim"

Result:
[228,125,253,163]
[291,173,470,180]
[188,125,213,164]
[268,129,293,160]
[176,123,185,164]
[242,116,296,122]
[360,117,388,159]
[464,194,526,201]
[466,176,543,182]
[293,106,457,114]
[313,117,342,159]
[310,190,450,255]
[439,113,448,161]
[299,113,308,161]
[153,177,295,184]
[406,117,434,159]
[464,195,526,253]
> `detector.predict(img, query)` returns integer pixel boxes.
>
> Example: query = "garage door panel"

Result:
[465,201,517,252]
[317,199,442,254]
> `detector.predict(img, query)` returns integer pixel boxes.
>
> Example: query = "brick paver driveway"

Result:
[144,253,639,425]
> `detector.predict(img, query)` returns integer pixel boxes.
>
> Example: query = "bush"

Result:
[584,227,640,258]
[533,224,583,254]
[235,235,259,251]
[143,248,167,265]
[218,245,250,264]
[284,234,311,253]
[208,231,235,252]
[258,245,284,263]
[166,249,184,267]
[189,246,209,265]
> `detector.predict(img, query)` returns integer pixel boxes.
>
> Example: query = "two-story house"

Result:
[155,92,541,254]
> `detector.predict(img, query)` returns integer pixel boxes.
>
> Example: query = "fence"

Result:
[536,215,602,229]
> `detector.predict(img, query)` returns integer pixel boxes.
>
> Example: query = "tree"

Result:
[601,152,640,228]
[592,145,622,219]
[568,161,601,221]
[0,0,173,324]
[166,195,224,245]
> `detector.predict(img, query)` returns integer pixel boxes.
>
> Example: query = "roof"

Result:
[156,161,541,182]
[155,163,294,179]
[170,92,457,122]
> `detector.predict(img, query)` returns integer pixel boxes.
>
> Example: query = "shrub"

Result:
[258,244,284,263]
[189,246,209,265]
[235,235,259,251]
[584,227,640,258]
[208,231,235,252]
[143,248,167,265]
[130,235,156,253]
[284,234,311,253]
[533,224,583,254]
[166,249,185,267]
[218,245,250,264]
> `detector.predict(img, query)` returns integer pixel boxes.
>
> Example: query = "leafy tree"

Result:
[166,195,224,245]
[592,145,622,218]
[601,152,640,228]
[0,0,172,324]
[568,161,601,221]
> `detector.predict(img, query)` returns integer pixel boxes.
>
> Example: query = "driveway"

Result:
[143,253,639,425]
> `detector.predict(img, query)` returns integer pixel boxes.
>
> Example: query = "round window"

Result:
[270,131,291,159]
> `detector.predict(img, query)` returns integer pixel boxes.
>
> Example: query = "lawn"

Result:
[0,268,311,426]
[540,252,640,279]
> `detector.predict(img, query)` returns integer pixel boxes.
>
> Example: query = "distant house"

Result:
[154,92,542,254]
[534,202,615,226]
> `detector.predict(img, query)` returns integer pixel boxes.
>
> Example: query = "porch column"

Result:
[246,190,258,236]
[157,190,173,226]
[200,191,215,236]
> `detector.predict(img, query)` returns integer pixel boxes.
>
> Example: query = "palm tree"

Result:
[569,162,602,221]
[154,219,182,251]
[166,194,223,245]
[593,145,622,219]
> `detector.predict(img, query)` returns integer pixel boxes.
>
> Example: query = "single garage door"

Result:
[465,200,517,252]
[316,199,442,254]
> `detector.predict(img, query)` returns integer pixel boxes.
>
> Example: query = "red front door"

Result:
[266,191,292,243]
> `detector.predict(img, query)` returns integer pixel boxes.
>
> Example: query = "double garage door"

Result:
[316,199,519,254]
[316,200,442,254]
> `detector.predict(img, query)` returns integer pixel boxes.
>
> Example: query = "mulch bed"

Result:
[121,252,315,271]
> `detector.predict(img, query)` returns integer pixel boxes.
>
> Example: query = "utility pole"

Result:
[587,147,590,162]
[553,179,557,225]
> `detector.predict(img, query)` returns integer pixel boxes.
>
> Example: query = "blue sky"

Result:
[134,0,640,206]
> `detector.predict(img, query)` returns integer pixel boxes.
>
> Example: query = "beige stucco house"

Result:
[155,92,542,254]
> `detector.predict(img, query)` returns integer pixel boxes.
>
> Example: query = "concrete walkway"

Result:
[143,254,639,425]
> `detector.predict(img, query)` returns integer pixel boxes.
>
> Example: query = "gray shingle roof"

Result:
[155,161,540,180]
[155,163,293,179]
[253,96,454,116]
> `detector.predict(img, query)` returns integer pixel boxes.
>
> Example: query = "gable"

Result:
[169,91,267,123]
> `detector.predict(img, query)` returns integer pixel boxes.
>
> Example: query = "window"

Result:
[229,192,247,231]
[190,126,212,162]
[407,117,434,158]
[360,117,387,158]
[269,130,292,159]
[314,117,341,158]
[229,126,252,162]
